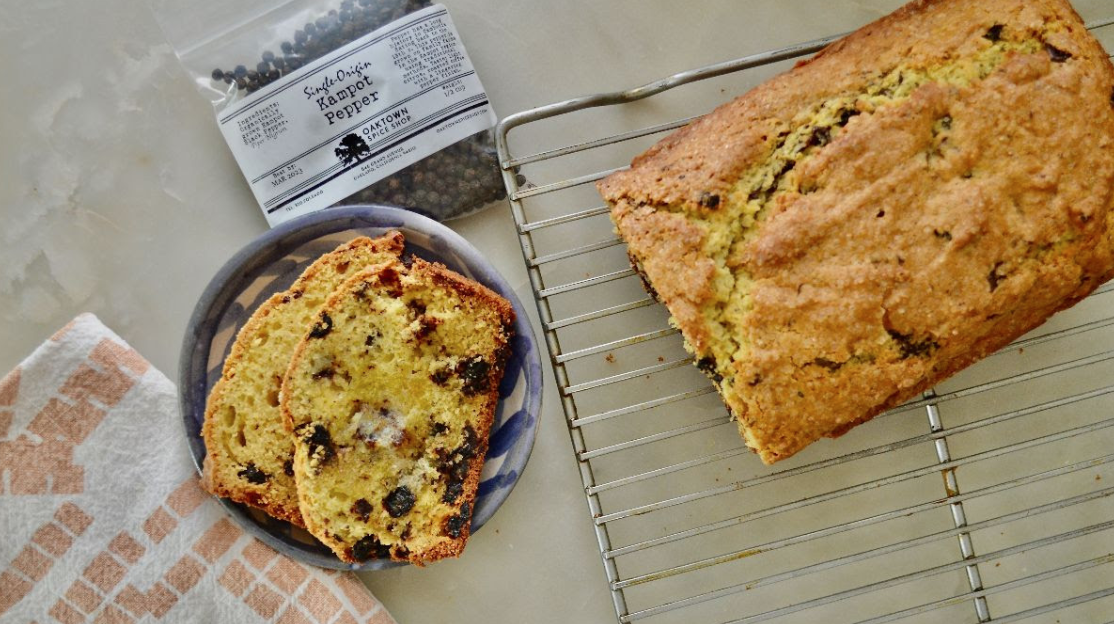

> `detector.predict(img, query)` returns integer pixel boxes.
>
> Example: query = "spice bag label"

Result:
[217,4,496,227]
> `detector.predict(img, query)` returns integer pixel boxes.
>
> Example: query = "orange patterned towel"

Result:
[0,314,397,624]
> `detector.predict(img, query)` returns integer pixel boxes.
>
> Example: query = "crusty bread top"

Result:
[600,0,1114,462]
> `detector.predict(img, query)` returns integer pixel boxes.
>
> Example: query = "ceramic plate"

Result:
[179,205,542,570]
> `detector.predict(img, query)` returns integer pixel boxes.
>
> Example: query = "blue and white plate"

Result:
[179,205,543,570]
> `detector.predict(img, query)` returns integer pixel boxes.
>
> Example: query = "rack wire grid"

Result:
[494,8,1114,624]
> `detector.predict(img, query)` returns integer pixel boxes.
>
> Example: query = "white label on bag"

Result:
[216,5,496,227]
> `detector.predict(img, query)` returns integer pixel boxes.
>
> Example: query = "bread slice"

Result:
[598,0,1114,463]
[201,233,405,524]
[281,257,514,565]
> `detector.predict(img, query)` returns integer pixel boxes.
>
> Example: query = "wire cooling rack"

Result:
[495,12,1114,624]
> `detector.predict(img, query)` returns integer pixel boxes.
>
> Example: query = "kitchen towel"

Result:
[0,313,396,624]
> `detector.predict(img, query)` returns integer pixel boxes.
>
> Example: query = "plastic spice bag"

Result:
[149,0,506,226]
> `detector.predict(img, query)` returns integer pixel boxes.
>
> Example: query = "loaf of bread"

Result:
[201,233,405,524]
[281,256,514,564]
[598,0,1114,463]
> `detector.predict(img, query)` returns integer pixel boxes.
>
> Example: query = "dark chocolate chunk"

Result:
[296,423,336,465]
[811,358,843,371]
[699,192,720,208]
[449,459,470,483]
[383,486,416,518]
[312,366,335,380]
[456,425,479,459]
[445,510,468,538]
[309,313,333,338]
[933,229,953,241]
[442,480,464,504]
[365,334,376,347]
[414,315,441,341]
[430,368,452,385]
[458,357,491,395]
[838,109,861,126]
[377,266,403,296]
[431,422,449,435]
[351,534,391,561]
[887,329,940,359]
[237,463,269,484]
[351,498,373,522]
[988,261,1007,292]
[808,126,832,148]
[696,356,724,384]
[1045,43,1072,63]
[984,24,1005,42]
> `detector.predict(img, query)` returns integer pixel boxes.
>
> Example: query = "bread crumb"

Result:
[605,353,616,363]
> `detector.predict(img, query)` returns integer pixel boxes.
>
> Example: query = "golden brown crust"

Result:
[600,0,1114,463]
[201,233,405,525]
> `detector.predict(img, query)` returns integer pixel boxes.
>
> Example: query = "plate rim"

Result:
[177,204,544,570]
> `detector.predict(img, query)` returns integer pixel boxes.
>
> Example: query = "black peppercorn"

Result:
[213,0,509,220]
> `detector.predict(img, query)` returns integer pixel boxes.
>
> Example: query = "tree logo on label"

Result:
[335,134,370,165]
